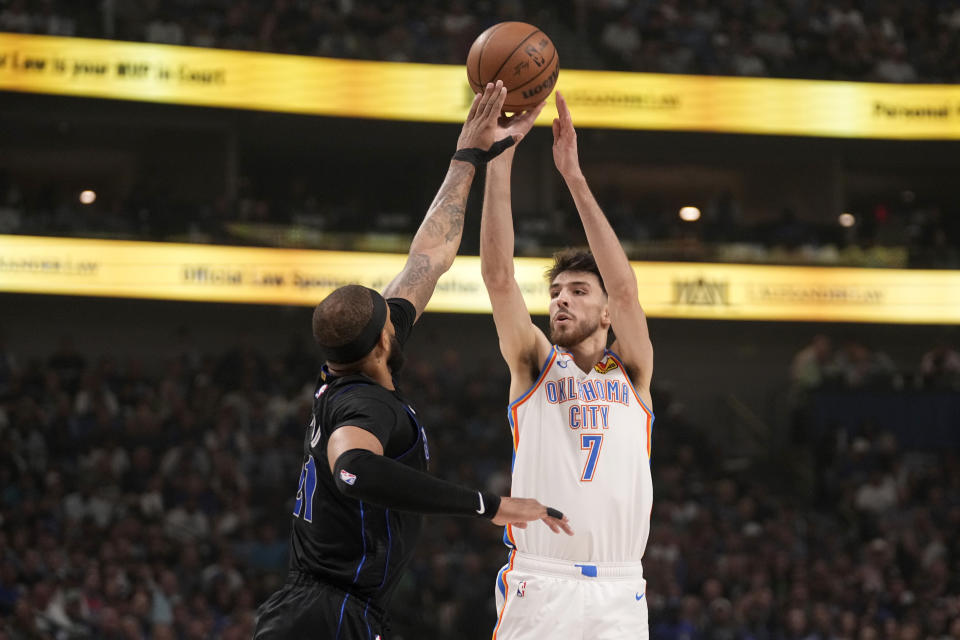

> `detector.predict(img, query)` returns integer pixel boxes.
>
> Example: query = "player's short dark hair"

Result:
[546,249,606,294]
[312,284,375,349]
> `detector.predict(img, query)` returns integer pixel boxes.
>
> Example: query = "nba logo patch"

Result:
[516,581,526,597]
[339,469,357,485]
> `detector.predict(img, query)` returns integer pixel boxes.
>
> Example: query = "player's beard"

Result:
[550,316,600,348]
[387,335,405,374]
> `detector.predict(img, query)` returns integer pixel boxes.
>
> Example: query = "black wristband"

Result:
[333,448,500,519]
[453,136,517,168]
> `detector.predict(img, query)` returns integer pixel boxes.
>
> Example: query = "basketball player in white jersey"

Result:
[480,91,655,639]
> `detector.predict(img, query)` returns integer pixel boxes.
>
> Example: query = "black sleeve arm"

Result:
[333,449,501,519]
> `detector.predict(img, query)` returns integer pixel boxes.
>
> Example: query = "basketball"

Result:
[466,21,559,112]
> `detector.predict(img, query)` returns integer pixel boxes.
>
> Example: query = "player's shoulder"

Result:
[606,344,654,411]
[514,342,557,381]
[386,296,416,324]
[386,296,415,315]
[607,340,644,368]
[604,344,638,381]
[319,375,397,410]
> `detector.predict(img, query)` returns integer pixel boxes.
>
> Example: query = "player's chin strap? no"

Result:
[453,136,516,168]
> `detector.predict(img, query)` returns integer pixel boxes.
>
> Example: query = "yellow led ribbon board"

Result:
[2,34,960,138]
[2,235,958,324]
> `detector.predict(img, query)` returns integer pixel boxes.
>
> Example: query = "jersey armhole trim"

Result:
[506,347,558,452]
[392,406,424,461]
[507,346,558,410]
[606,349,655,420]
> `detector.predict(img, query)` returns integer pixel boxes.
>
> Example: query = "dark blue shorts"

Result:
[254,572,389,640]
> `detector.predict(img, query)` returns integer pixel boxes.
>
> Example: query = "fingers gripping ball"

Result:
[466,21,559,112]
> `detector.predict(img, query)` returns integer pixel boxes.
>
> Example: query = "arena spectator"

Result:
[790,334,836,394]
[833,339,897,389]
[871,43,919,82]
[599,12,641,69]
[919,340,960,389]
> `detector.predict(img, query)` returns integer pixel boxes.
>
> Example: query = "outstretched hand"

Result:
[551,92,583,180]
[491,496,574,536]
[458,80,513,152]
[494,100,547,153]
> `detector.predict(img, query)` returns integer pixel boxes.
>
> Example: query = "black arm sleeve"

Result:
[333,449,501,519]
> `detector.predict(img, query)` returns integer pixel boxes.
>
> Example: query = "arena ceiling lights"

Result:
[2,34,960,139]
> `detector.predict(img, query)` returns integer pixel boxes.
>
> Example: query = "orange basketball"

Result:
[466,21,559,112]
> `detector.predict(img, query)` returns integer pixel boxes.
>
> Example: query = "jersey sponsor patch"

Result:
[594,357,619,374]
[339,469,357,485]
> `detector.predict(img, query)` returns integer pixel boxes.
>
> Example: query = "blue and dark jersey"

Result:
[287,297,427,608]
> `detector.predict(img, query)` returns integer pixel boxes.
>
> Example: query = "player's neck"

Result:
[365,364,395,390]
[563,334,608,373]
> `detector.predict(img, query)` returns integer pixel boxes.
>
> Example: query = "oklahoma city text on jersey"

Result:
[506,346,654,562]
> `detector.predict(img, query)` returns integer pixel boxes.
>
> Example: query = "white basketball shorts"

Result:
[492,552,649,640]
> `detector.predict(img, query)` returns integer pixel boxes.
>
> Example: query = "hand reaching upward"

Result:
[551,92,584,181]
[494,100,547,156]
[457,80,511,152]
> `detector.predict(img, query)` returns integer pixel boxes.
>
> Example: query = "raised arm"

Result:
[384,81,514,321]
[382,160,472,322]
[480,106,553,393]
[552,92,654,398]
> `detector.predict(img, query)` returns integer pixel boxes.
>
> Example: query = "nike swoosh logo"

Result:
[476,492,485,515]
[635,593,644,601]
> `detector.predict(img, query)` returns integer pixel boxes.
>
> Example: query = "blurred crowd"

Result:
[0,331,315,639]
[2,173,958,269]
[646,426,960,640]
[587,0,960,81]
[1,322,959,639]
[3,0,960,82]
[0,0,548,66]
[790,334,960,396]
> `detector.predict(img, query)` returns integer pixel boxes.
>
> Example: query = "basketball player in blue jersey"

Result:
[481,91,655,639]
[253,82,572,640]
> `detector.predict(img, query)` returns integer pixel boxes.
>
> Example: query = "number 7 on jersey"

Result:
[580,434,604,481]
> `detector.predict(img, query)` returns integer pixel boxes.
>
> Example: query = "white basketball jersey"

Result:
[505,346,653,562]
